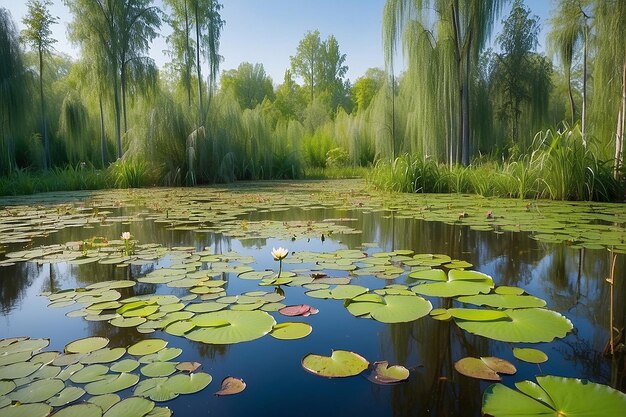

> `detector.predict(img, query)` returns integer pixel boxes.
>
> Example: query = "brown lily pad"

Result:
[215,376,246,396]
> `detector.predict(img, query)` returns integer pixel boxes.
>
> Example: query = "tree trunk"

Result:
[461,53,470,166]
[121,61,128,134]
[194,3,203,127]
[567,69,576,126]
[39,46,49,170]
[581,24,588,146]
[184,0,191,107]
[614,59,626,178]
[99,94,107,168]
[113,65,123,159]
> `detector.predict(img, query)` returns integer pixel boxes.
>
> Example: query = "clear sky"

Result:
[1,0,553,84]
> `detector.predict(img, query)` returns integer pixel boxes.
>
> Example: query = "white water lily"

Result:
[271,247,288,261]
[121,232,131,240]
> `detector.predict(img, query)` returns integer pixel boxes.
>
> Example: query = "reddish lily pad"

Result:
[215,377,246,396]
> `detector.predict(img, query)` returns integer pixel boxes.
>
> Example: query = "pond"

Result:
[1,180,625,417]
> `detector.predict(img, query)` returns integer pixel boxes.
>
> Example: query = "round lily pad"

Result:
[346,294,432,323]
[302,350,369,378]
[65,337,109,354]
[270,322,312,340]
[50,403,102,417]
[0,403,52,417]
[215,376,246,396]
[455,308,573,343]
[457,294,546,309]
[9,378,65,403]
[70,364,109,383]
[85,373,140,395]
[512,347,549,364]
[140,362,178,377]
[128,339,168,356]
[80,348,126,364]
[0,362,41,379]
[482,376,626,416]
[187,310,275,344]
[47,386,86,407]
[102,396,154,417]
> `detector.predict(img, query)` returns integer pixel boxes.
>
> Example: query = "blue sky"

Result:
[2,0,553,84]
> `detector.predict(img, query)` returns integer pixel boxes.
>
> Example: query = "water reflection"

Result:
[0,203,624,417]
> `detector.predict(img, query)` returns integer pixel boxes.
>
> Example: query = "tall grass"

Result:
[369,125,622,201]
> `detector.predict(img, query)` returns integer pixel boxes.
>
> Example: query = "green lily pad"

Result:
[512,347,549,364]
[302,350,369,378]
[455,356,516,381]
[0,362,41,379]
[85,372,140,395]
[165,372,212,394]
[366,361,410,384]
[140,362,178,378]
[102,396,154,417]
[0,351,31,367]
[456,308,573,343]
[407,269,445,281]
[412,269,494,298]
[457,294,546,309]
[495,286,525,295]
[346,294,432,323]
[0,381,15,396]
[88,393,121,413]
[187,310,275,344]
[0,403,52,417]
[138,348,183,364]
[215,376,246,396]
[110,316,147,328]
[270,322,313,340]
[447,308,508,321]
[47,386,86,406]
[9,378,65,403]
[128,340,168,356]
[70,364,109,383]
[111,359,140,373]
[57,363,84,381]
[482,376,626,416]
[81,348,126,364]
[50,403,102,417]
[65,337,109,354]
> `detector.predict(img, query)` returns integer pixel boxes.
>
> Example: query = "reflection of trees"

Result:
[0,263,39,314]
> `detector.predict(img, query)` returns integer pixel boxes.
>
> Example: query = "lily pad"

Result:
[302,350,369,378]
[65,337,109,354]
[140,362,178,378]
[47,386,86,406]
[85,372,140,395]
[9,378,65,403]
[278,304,319,317]
[102,396,154,417]
[50,403,102,417]
[512,347,549,364]
[0,403,52,417]
[81,348,126,364]
[128,339,168,356]
[0,362,41,379]
[482,376,626,416]
[457,294,546,309]
[215,376,246,396]
[346,294,432,323]
[70,364,109,383]
[366,361,410,384]
[455,308,573,343]
[187,310,275,344]
[270,322,312,340]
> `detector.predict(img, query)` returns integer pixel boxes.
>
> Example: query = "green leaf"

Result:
[270,322,312,340]
[49,403,102,417]
[9,378,65,403]
[88,393,120,413]
[164,372,212,394]
[302,350,369,378]
[482,376,626,417]
[0,403,52,417]
[456,308,573,343]
[187,310,275,344]
[70,364,109,383]
[102,397,155,417]
[47,386,86,407]
[65,337,109,354]
[110,359,140,373]
[85,372,140,395]
[512,347,549,364]
[128,339,168,356]
[369,295,432,323]
[447,308,508,321]
[80,347,126,364]
[0,362,41,380]
[457,294,546,309]
[140,362,177,378]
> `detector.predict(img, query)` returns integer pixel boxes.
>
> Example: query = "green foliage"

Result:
[109,159,154,189]
[220,62,275,110]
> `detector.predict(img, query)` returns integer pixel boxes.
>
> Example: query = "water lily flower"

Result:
[121,232,131,240]
[271,247,288,261]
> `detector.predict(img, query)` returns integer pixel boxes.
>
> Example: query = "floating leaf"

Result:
[164,372,212,394]
[140,362,177,378]
[47,386,85,407]
[70,364,109,383]
[111,359,140,373]
[366,361,410,384]
[0,362,41,379]
[215,377,246,396]
[88,393,120,413]
[65,337,109,354]
[102,396,154,417]
[0,403,52,417]
[187,310,275,344]
[270,322,312,340]
[81,348,126,364]
[455,308,573,343]
[302,350,369,378]
[482,376,626,417]
[457,294,546,309]
[85,373,140,395]
[176,362,201,373]
[346,294,432,323]
[50,403,102,417]
[512,347,548,364]
[9,378,65,403]
[278,304,318,317]
[0,381,15,396]
[128,339,168,356]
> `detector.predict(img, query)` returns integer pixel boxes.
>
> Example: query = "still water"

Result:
[0,185,624,417]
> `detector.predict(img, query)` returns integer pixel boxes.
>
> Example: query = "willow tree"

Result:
[592,0,626,176]
[21,0,57,170]
[66,0,160,159]
[383,0,505,165]
[0,8,27,174]
[547,0,591,137]
[164,0,195,107]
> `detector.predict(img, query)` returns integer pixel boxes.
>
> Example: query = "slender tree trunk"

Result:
[614,59,626,178]
[567,69,576,125]
[39,46,49,170]
[194,3,203,127]
[99,94,107,168]
[184,0,191,107]
[121,61,128,134]
[113,67,123,159]
[391,60,396,160]
[581,24,588,146]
